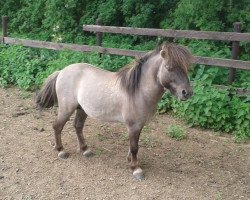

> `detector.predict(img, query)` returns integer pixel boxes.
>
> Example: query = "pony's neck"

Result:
[139,54,165,106]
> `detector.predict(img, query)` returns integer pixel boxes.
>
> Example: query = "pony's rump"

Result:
[35,71,59,110]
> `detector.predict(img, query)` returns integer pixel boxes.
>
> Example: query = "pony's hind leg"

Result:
[53,107,75,159]
[127,124,144,180]
[74,108,92,157]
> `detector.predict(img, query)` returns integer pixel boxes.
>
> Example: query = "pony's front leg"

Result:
[127,125,144,180]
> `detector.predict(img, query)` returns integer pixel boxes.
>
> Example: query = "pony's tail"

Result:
[35,71,60,110]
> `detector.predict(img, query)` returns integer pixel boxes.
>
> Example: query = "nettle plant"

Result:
[231,95,250,142]
[166,125,187,141]
[158,80,250,142]
[171,81,233,131]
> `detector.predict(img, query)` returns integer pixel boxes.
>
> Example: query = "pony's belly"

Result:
[77,77,125,123]
[84,107,124,123]
[80,98,124,122]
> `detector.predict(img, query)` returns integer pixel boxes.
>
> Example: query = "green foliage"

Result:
[171,81,233,131]
[0,0,22,30]
[2,0,249,37]
[172,0,226,31]
[169,0,250,32]
[166,125,187,140]
[230,95,250,142]
[97,0,123,26]
[158,93,173,114]
[234,70,250,89]
[0,45,46,89]
[159,80,250,141]
[12,0,47,34]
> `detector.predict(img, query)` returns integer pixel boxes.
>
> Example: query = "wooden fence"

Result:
[1,16,250,94]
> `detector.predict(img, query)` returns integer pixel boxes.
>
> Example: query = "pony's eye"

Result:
[165,65,174,71]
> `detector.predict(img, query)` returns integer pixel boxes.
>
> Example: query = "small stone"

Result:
[132,186,137,190]
[40,128,45,132]
[0,175,4,179]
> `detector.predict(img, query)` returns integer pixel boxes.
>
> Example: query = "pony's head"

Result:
[157,43,193,100]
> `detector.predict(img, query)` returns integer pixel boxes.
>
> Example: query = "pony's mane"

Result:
[117,43,193,96]
[116,49,159,97]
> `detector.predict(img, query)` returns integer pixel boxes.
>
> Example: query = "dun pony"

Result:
[36,43,193,180]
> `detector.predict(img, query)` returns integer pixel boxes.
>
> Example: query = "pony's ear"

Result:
[160,49,172,69]
[160,50,167,59]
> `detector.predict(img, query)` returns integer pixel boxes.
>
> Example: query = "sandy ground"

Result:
[0,87,249,200]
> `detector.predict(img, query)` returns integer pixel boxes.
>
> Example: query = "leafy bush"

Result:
[159,80,250,142]
[0,45,47,89]
[169,0,250,32]
[231,95,250,142]
[1,0,249,39]
[158,93,173,114]
[166,125,187,140]
[171,81,233,131]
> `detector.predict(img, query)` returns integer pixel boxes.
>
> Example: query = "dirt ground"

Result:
[0,87,249,200]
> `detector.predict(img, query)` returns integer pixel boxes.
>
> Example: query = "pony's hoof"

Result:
[82,149,93,157]
[58,151,69,159]
[133,168,144,181]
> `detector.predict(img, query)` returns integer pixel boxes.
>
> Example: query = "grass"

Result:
[142,125,151,133]
[97,133,110,142]
[93,148,105,157]
[140,133,161,148]
[19,91,32,99]
[120,132,129,141]
[166,124,187,140]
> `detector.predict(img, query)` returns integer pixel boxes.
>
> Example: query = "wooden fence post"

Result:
[228,22,241,85]
[96,18,102,57]
[2,16,8,43]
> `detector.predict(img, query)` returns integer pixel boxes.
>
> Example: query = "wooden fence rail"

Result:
[1,37,250,70]
[83,25,250,42]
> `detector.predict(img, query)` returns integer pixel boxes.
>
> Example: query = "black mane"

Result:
[117,48,160,96]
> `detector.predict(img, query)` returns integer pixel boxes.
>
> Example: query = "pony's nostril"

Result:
[182,90,187,96]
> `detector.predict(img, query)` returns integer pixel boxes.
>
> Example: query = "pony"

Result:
[36,43,193,180]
